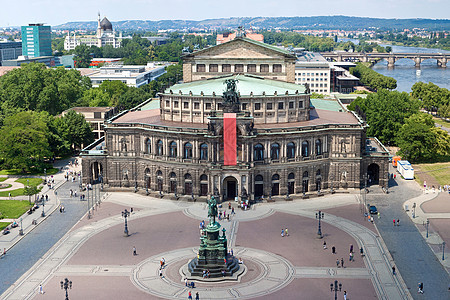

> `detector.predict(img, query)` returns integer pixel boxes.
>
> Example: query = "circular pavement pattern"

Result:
[132,247,295,299]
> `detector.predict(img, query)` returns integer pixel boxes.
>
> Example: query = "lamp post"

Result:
[122,209,130,237]
[412,202,416,218]
[44,168,46,184]
[442,241,446,261]
[386,171,389,194]
[60,278,72,300]
[19,217,23,235]
[363,173,368,212]
[41,198,45,217]
[27,179,30,205]
[330,173,334,193]
[87,186,91,219]
[315,210,324,238]
[134,171,138,193]
[425,219,429,238]
[145,174,149,195]
[330,280,342,300]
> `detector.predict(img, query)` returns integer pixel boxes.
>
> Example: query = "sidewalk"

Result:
[0,158,80,257]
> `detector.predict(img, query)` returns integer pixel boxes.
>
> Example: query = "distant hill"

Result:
[54,16,450,31]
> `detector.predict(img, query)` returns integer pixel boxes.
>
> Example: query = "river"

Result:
[337,38,450,92]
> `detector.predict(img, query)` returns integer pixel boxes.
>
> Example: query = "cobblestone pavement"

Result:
[1,191,414,300]
[368,165,450,299]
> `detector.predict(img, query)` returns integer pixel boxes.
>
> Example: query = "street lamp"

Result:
[60,278,72,300]
[134,171,138,193]
[425,219,429,238]
[442,241,446,261]
[19,218,23,236]
[41,198,45,217]
[330,280,342,300]
[363,173,368,212]
[412,202,416,218]
[386,171,389,194]
[145,174,149,195]
[87,186,91,219]
[44,168,46,184]
[122,209,130,237]
[330,174,334,193]
[27,179,30,205]
[315,211,324,239]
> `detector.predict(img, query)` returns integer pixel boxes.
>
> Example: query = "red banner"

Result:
[224,113,237,166]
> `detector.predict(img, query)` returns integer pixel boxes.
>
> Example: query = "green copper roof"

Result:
[310,98,344,112]
[165,74,306,96]
[139,98,160,110]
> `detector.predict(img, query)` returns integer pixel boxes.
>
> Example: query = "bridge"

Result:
[321,52,449,68]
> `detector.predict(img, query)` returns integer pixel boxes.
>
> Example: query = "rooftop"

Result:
[164,74,306,97]
[310,98,345,112]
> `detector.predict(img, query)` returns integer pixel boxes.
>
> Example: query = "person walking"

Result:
[393,219,396,226]
[397,219,400,226]
[323,241,327,250]
[281,228,284,237]
[332,246,336,254]
[188,290,192,300]
[336,259,340,268]
[349,244,353,253]
[195,292,199,300]
[185,278,188,286]
[285,228,289,236]
[159,269,163,277]
[39,284,44,294]
[418,282,424,294]
[343,290,347,300]
[392,266,396,275]
[349,252,353,262]
[341,258,344,268]
[133,246,137,256]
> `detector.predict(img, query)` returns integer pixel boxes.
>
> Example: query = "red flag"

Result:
[224,113,237,166]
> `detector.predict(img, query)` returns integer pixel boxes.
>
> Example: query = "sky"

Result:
[1,0,449,27]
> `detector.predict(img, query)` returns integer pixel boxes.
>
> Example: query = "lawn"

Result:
[433,117,449,128]
[0,222,10,231]
[0,167,59,176]
[0,200,32,219]
[0,178,7,182]
[0,178,43,197]
[414,162,450,187]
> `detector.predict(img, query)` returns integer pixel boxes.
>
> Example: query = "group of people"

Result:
[393,219,400,226]
[281,228,289,237]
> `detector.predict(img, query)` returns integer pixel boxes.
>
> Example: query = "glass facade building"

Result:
[21,24,51,58]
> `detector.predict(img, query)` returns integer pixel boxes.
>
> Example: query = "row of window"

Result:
[295,72,329,76]
[144,139,208,160]
[165,100,304,111]
[254,140,323,161]
[196,64,283,73]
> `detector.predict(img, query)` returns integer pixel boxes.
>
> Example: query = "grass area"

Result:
[414,162,450,187]
[0,178,7,182]
[433,117,450,128]
[15,178,43,186]
[0,184,12,189]
[0,167,59,176]
[0,200,32,219]
[0,222,10,230]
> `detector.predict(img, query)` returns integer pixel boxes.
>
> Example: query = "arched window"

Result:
[287,142,295,159]
[254,144,264,161]
[315,139,322,155]
[200,143,208,160]
[169,172,177,193]
[169,141,177,157]
[120,138,127,152]
[184,173,193,195]
[288,172,295,195]
[156,170,163,191]
[302,171,309,193]
[316,169,321,176]
[145,138,151,154]
[254,175,264,198]
[157,140,163,156]
[302,141,309,157]
[184,142,193,159]
[316,169,322,191]
[303,171,309,178]
[271,143,280,160]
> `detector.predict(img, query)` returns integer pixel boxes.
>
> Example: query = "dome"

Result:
[100,17,113,31]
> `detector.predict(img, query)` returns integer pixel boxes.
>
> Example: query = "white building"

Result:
[87,62,169,88]
[64,13,122,51]
[295,52,331,95]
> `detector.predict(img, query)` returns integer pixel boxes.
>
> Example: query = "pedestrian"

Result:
[418,282,424,294]
[341,258,344,268]
[231,207,235,215]
[195,292,199,300]
[336,259,340,268]
[230,248,233,256]
[281,228,284,237]
[185,277,188,286]
[159,269,163,277]
[393,219,396,226]
[323,241,327,250]
[285,228,289,236]
[397,219,400,226]
[377,212,380,219]
[360,247,364,256]
[133,246,137,256]
[392,266,396,275]
[8,192,11,199]
[188,291,192,300]
[332,246,336,254]
[45,195,48,201]
[39,284,44,294]
[343,290,347,300]
[350,244,353,253]
[349,252,353,261]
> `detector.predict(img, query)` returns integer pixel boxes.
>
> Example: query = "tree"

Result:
[98,81,128,107]
[57,110,95,151]
[0,111,52,172]
[118,87,151,110]
[73,44,92,68]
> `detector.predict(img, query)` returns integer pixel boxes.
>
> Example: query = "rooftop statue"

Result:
[222,79,240,112]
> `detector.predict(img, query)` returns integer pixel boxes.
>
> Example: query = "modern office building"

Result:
[21,24,52,58]
[295,52,331,94]
[0,42,22,66]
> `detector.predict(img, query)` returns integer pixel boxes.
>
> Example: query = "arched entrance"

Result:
[254,175,264,198]
[271,174,280,196]
[156,170,163,192]
[367,164,380,185]
[91,162,103,183]
[169,172,177,193]
[223,176,238,200]
[200,174,208,196]
[315,169,322,191]
[288,173,295,195]
[184,173,193,195]
[144,168,151,191]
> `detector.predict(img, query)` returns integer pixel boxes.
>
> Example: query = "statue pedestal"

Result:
[188,221,240,278]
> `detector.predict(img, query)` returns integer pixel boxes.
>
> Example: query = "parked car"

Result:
[368,205,378,214]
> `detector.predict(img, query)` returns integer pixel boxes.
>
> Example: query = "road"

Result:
[368,166,450,299]
[0,180,88,294]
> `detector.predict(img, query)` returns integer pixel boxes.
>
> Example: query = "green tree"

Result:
[58,110,95,151]
[0,111,52,172]
[118,87,152,110]
[98,81,128,107]
[80,89,111,107]
[73,44,92,68]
